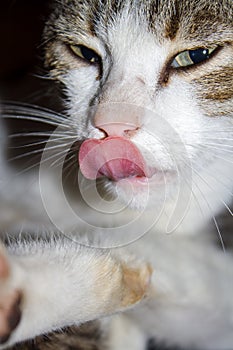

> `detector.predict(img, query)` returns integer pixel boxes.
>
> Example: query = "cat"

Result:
[0,0,233,349]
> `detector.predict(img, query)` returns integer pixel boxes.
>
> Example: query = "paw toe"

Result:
[121,263,153,307]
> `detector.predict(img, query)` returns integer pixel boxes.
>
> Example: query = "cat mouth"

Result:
[78,136,157,182]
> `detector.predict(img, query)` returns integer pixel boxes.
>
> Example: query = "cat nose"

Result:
[95,119,138,137]
[94,104,141,137]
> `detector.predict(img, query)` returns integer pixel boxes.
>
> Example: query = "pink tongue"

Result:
[79,136,151,181]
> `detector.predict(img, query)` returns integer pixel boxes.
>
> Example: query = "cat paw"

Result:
[0,247,22,344]
[97,255,152,315]
[120,262,152,308]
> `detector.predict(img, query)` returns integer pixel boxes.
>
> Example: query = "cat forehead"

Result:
[49,0,232,43]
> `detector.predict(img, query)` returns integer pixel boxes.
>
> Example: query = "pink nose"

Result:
[94,103,141,137]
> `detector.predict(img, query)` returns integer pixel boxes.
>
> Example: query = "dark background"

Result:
[0,0,60,170]
[0,0,51,104]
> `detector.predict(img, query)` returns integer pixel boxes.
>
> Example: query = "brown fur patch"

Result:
[147,0,233,43]
[121,263,152,307]
[195,66,233,102]
[164,11,180,40]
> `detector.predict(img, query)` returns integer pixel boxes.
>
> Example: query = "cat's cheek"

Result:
[63,68,100,119]
[102,173,177,210]
[65,68,99,101]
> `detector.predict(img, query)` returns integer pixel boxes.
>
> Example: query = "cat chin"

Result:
[101,170,178,211]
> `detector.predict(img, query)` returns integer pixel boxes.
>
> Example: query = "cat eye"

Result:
[171,46,218,68]
[69,44,101,64]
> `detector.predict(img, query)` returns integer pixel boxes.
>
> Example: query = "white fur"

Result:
[62,12,233,349]
[0,5,233,350]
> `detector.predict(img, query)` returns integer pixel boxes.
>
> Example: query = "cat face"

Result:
[43,0,233,225]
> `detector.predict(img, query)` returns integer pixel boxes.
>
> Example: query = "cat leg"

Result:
[0,239,151,348]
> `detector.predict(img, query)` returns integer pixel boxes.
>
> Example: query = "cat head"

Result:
[43,0,233,231]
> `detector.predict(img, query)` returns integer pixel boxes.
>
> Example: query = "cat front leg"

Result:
[0,240,152,348]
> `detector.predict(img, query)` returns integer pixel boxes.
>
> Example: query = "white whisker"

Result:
[183,160,226,252]
[197,143,233,151]
[180,167,206,220]
[187,144,233,165]
[8,135,75,149]
[50,149,72,168]
[189,159,233,197]
[8,131,74,139]
[4,114,69,129]
[62,157,78,184]
[8,140,74,163]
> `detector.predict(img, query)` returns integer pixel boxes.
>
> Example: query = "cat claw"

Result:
[0,247,22,344]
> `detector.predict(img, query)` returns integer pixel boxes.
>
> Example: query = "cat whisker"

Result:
[187,141,233,153]
[191,160,233,197]
[31,73,54,81]
[17,88,54,105]
[183,160,226,252]
[186,145,233,189]
[37,33,57,49]
[190,130,233,136]
[196,143,233,150]
[62,157,79,184]
[2,102,69,125]
[200,137,233,142]
[8,147,71,179]
[192,167,233,216]
[219,201,233,217]
[187,144,233,165]
[1,102,66,117]
[8,131,74,139]
[212,153,233,165]
[180,166,206,221]
[3,114,69,129]
[49,149,74,168]
[7,139,75,163]
[7,135,75,149]
[190,124,233,132]
[196,184,226,252]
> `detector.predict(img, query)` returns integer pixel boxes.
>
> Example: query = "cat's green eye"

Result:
[70,44,101,64]
[171,46,218,68]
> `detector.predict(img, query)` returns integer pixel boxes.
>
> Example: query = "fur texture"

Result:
[0,0,233,349]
